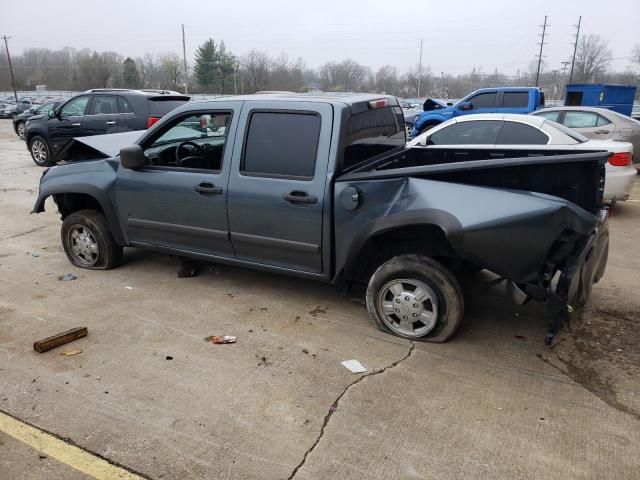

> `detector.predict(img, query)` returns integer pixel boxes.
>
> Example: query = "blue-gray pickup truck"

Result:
[33,93,609,343]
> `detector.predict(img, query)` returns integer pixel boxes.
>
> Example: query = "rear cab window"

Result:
[342,103,405,170]
[242,111,321,179]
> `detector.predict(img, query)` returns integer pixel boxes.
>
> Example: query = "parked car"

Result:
[24,89,190,166]
[0,99,33,119]
[33,93,609,344]
[532,106,640,169]
[411,87,545,137]
[408,113,636,202]
[12,101,61,139]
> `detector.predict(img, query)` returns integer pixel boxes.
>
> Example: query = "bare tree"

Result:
[242,49,271,92]
[631,44,640,70]
[574,34,612,82]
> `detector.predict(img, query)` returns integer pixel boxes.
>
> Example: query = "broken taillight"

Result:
[147,116,161,129]
[608,152,631,167]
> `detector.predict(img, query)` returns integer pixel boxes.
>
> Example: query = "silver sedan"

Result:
[532,106,640,167]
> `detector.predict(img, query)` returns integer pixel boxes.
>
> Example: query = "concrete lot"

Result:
[0,120,639,479]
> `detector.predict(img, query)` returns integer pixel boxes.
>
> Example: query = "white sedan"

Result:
[408,114,636,202]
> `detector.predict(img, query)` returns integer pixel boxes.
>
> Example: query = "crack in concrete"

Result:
[287,341,415,480]
[0,225,49,242]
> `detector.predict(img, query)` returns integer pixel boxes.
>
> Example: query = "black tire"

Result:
[417,121,441,136]
[61,209,123,270]
[16,121,26,139]
[366,254,464,343]
[29,135,52,167]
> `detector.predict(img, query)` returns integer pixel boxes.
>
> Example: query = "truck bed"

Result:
[339,146,607,214]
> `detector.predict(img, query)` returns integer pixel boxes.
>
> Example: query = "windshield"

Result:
[545,119,589,143]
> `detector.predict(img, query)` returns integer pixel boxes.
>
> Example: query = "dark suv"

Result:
[25,89,190,166]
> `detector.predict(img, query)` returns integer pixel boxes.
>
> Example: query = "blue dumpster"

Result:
[565,84,637,117]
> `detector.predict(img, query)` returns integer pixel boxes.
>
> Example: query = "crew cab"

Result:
[410,87,545,137]
[33,93,609,344]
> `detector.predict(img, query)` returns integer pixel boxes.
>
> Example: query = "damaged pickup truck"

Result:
[33,93,609,344]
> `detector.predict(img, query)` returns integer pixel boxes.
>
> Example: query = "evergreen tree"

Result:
[194,38,237,93]
[194,39,218,91]
[122,57,141,88]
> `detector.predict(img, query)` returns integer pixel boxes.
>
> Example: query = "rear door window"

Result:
[242,112,321,179]
[88,96,118,115]
[467,93,496,109]
[563,111,599,128]
[534,111,561,122]
[118,96,135,114]
[502,92,529,108]
[596,114,612,126]
[429,120,502,145]
[496,121,549,145]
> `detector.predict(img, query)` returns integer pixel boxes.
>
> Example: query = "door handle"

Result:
[106,121,116,125]
[72,123,81,127]
[595,130,610,134]
[283,191,317,205]
[194,182,223,195]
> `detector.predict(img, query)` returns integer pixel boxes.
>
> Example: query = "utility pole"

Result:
[560,61,570,100]
[181,24,188,94]
[1,35,18,102]
[417,38,423,98]
[568,16,581,83]
[535,15,549,87]
[233,61,238,95]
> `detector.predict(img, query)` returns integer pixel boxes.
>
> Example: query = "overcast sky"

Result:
[1,0,638,74]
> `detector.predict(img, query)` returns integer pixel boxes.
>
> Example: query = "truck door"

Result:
[115,102,242,258]
[227,102,332,274]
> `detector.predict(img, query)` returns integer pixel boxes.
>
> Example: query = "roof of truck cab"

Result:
[190,92,399,107]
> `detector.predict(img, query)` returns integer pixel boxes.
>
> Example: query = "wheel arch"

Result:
[339,210,464,286]
[33,188,125,246]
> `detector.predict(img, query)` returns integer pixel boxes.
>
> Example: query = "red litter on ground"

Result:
[205,335,237,344]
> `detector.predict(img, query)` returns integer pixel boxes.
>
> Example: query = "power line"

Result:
[569,16,582,83]
[535,16,549,87]
[1,35,18,102]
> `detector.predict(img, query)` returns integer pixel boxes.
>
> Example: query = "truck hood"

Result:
[61,131,144,160]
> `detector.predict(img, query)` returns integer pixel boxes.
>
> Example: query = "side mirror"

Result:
[458,102,473,111]
[120,145,146,169]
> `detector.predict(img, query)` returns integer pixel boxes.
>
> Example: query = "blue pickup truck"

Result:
[410,87,546,137]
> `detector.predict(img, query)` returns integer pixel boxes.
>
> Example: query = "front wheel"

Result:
[61,210,123,270]
[16,121,26,139]
[29,135,52,166]
[366,254,464,342]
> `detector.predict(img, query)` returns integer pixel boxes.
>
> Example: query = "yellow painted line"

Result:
[0,411,145,480]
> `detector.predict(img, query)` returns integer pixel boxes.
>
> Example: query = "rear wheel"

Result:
[29,135,52,166]
[366,254,464,342]
[61,210,123,270]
